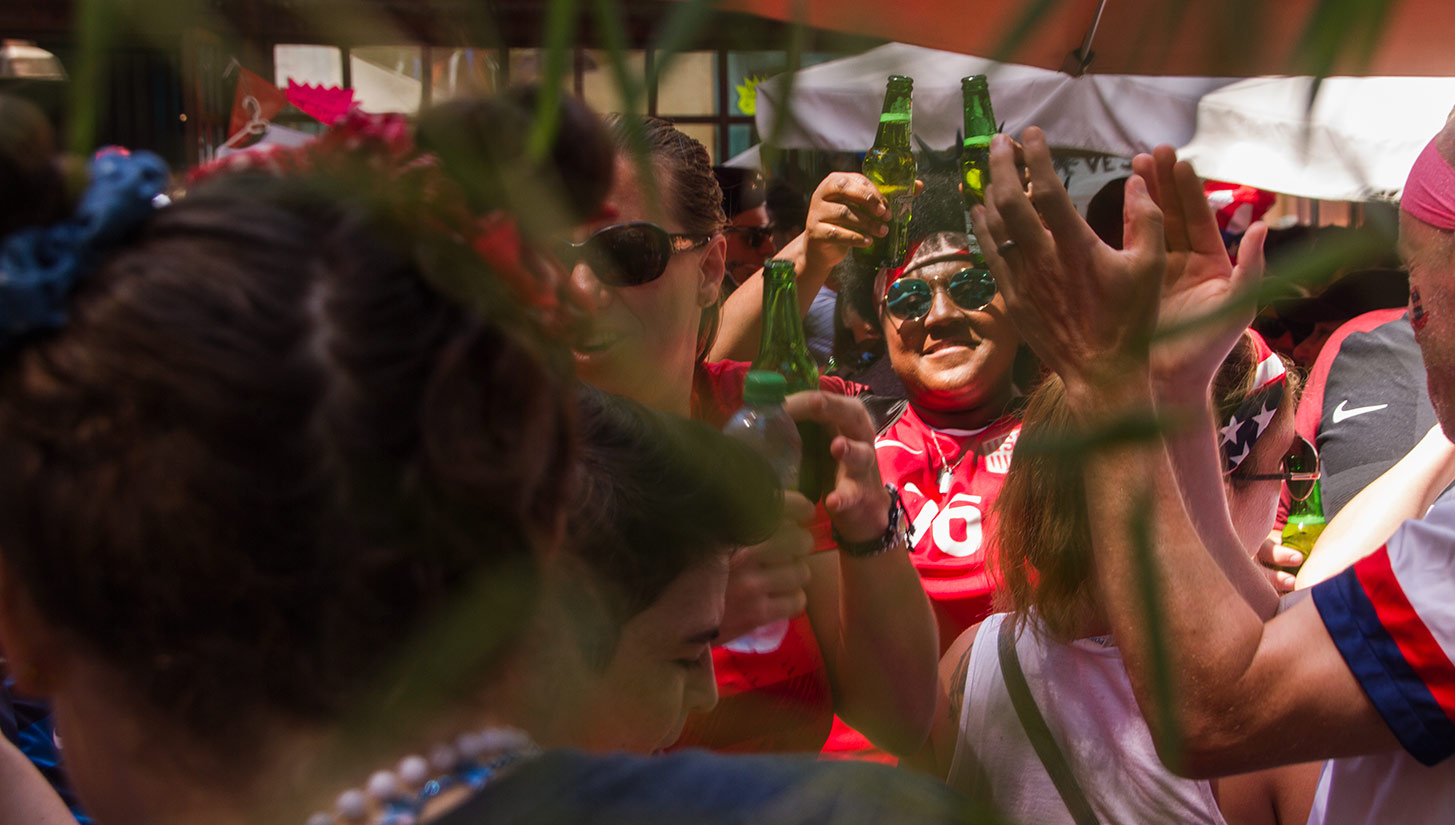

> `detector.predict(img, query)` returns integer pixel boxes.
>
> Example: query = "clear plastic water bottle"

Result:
[720,370,801,653]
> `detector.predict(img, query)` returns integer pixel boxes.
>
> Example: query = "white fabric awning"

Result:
[754,43,1231,157]
[1177,76,1455,201]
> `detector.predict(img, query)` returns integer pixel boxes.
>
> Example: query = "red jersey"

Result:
[674,359,862,753]
[875,404,1021,650]
[823,404,1021,764]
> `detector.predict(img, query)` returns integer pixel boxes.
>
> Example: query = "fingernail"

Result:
[876,224,888,237]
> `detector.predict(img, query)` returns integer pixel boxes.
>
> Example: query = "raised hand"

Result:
[1139,146,1267,396]
[802,172,926,274]
[782,390,890,544]
[970,128,1166,398]
[802,172,890,272]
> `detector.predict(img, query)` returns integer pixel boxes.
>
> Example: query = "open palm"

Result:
[1140,147,1266,392]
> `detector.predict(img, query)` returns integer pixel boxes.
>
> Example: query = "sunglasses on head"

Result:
[1233,432,1321,501]
[883,268,997,322]
[723,224,774,248]
[555,222,713,287]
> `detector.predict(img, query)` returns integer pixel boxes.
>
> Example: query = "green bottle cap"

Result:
[742,370,789,405]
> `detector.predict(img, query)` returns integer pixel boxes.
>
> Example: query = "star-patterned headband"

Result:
[1220,329,1288,474]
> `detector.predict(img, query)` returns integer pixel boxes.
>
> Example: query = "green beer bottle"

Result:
[858,75,916,269]
[961,75,996,211]
[752,260,828,502]
[1279,480,1326,571]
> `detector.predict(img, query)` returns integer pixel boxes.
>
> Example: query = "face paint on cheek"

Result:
[1412,287,1430,331]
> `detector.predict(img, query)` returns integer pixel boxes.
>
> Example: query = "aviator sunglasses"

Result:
[555,222,713,287]
[1233,432,1321,501]
[884,268,998,321]
[723,224,774,248]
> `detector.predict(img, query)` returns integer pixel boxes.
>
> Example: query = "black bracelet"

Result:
[832,484,912,558]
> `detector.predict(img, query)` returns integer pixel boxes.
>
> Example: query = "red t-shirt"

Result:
[673,360,861,753]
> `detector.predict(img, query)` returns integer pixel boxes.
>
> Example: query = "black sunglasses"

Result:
[1234,433,1321,501]
[556,222,713,287]
[723,224,774,248]
[884,268,997,321]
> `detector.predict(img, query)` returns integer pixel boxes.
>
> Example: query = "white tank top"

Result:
[948,613,1229,825]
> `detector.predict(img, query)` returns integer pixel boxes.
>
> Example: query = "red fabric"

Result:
[1278,307,1407,526]
[228,66,288,138]
[1354,548,1455,719]
[286,80,356,125]
[1204,181,1276,235]
[876,405,1021,649]
[675,359,863,753]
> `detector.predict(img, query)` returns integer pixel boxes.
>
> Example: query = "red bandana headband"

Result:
[872,235,975,304]
[1220,329,1288,474]
[1402,137,1455,231]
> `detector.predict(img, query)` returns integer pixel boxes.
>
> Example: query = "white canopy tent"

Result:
[754,43,1231,157]
[1177,76,1455,202]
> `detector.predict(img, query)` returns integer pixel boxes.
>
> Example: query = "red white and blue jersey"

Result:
[874,404,1021,651]
[1307,494,1455,823]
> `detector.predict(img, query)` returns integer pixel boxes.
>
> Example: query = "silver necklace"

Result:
[928,432,972,495]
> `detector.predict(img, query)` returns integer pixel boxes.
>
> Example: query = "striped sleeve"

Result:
[1312,498,1455,766]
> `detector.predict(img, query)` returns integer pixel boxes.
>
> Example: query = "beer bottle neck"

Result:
[754,265,818,392]
[962,85,995,149]
[873,92,913,149]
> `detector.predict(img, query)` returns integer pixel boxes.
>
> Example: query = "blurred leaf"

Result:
[67,0,113,154]
[992,0,1068,66]
[761,0,807,166]
[1129,487,1184,774]
[527,0,582,162]
[1296,0,1397,76]
[646,0,717,90]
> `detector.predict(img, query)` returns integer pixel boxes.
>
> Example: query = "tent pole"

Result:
[1060,0,1107,77]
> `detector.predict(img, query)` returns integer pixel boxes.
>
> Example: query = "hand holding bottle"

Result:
[718,492,816,647]
[782,390,892,546]
[803,172,891,274]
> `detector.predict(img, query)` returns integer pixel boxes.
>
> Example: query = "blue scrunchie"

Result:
[0,149,170,346]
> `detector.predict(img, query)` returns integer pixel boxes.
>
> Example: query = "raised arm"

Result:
[784,390,939,757]
[1135,147,1280,620]
[971,130,1396,777]
[711,173,890,362]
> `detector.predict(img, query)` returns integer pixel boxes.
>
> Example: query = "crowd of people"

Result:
[1,69,1453,825]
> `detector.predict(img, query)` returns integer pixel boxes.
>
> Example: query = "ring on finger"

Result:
[997,239,1019,256]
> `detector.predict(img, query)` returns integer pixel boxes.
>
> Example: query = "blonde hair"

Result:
[991,334,1300,641]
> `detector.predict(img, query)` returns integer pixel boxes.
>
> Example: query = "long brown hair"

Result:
[992,334,1300,641]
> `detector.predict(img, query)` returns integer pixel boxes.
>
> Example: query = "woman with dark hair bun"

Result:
[0,106,977,825]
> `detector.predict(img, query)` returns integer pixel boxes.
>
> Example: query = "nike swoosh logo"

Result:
[1332,400,1388,424]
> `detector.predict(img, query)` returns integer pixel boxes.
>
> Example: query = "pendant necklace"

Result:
[929,432,973,496]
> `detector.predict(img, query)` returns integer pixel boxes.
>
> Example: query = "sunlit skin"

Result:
[879,257,1020,430]
[573,557,728,752]
[1400,211,1455,438]
[567,156,726,416]
[722,204,775,288]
